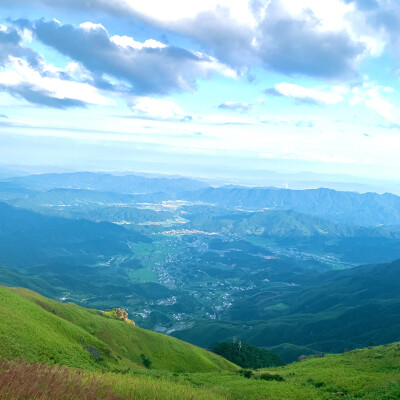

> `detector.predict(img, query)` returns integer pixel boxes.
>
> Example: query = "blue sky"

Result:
[1,0,400,181]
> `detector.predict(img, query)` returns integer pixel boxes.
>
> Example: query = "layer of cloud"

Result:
[0,25,40,66]
[21,19,235,96]
[345,0,400,44]
[0,57,114,108]
[266,83,345,105]
[2,0,374,80]
[0,24,114,108]
[131,97,191,121]
[218,101,252,112]
[259,117,315,127]
[158,0,366,79]
[350,81,395,121]
[254,2,364,79]
[0,18,237,108]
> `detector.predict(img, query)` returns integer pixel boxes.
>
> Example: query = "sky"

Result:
[1,0,400,182]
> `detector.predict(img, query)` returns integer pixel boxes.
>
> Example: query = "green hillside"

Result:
[0,285,237,374]
[184,342,400,399]
[3,332,400,399]
[0,359,225,400]
[2,284,400,399]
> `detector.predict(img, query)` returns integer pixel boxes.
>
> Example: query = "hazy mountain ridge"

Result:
[6,172,400,227]
[187,208,400,239]
[184,186,400,226]
[7,172,209,194]
[0,202,150,268]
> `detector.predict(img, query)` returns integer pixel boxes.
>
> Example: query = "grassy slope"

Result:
[0,285,237,374]
[3,343,400,400]
[2,285,400,399]
[0,360,225,400]
[182,342,400,399]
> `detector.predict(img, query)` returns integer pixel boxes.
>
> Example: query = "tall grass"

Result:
[0,359,225,400]
[0,360,124,400]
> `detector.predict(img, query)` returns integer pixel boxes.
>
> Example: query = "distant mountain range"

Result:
[7,172,208,194]
[186,208,400,263]
[188,208,399,239]
[184,186,400,226]
[5,172,400,227]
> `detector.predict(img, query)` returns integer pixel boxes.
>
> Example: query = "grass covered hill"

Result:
[189,342,400,399]
[3,285,400,399]
[0,285,237,374]
[3,330,400,399]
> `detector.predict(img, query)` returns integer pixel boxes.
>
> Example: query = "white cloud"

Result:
[277,0,354,31]
[124,0,256,27]
[122,0,373,77]
[20,28,33,43]
[65,61,93,82]
[131,97,187,120]
[7,0,373,78]
[110,36,166,50]
[365,94,394,121]
[218,101,252,112]
[0,68,21,86]
[27,18,238,97]
[350,82,395,121]
[79,22,104,31]
[269,83,344,105]
[0,56,115,106]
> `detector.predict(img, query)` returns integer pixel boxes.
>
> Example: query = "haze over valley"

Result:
[3,0,400,398]
[2,170,400,365]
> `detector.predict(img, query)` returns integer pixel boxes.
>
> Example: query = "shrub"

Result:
[140,354,152,369]
[259,373,285,382]
[212,342,284,369]
[307,378,325,388]
[238,369,253,379]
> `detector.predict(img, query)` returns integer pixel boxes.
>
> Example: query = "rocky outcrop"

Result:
[111,308,135,326]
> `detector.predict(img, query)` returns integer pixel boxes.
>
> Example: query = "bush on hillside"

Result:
[212,342,284,369]
[259,373,285,382]
[141,353,152,369]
